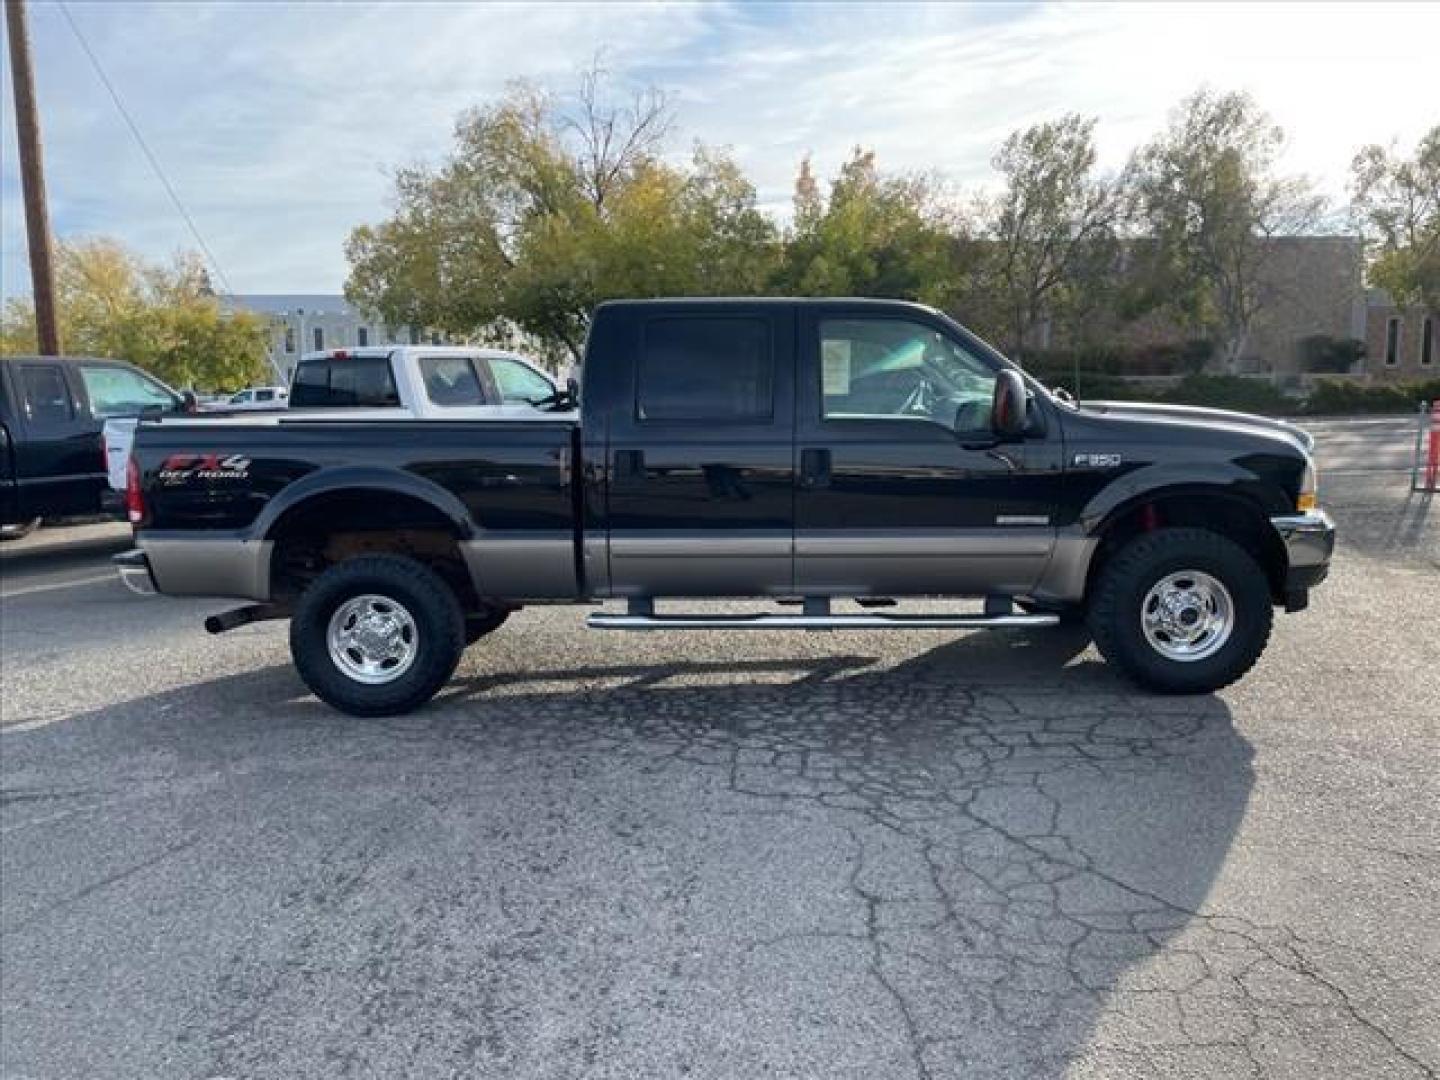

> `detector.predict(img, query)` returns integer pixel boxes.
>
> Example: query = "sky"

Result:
[2,1,1437,301]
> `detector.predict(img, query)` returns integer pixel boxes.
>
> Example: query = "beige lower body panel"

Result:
[141,535,273,600]
[462,532,577,599]
[795,528,1054,597]
[607,532,791,598]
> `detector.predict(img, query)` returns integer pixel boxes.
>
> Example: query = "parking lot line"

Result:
[0,572,117,600]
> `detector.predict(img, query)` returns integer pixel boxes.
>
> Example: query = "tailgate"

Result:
[103,418,137,491]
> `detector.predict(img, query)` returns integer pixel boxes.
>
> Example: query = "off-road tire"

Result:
[290,555,464,716]
[1087,527,1273,694]
[464,606,512,645]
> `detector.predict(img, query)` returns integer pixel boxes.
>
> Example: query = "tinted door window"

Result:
[421,356,487,406]
[819,319,996,433]
[489,357,553,404]
[20,365,76,426]
[638,318,772,422]
[78,365,177,418]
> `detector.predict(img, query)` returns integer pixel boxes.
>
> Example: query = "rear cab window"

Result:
[420,356,489,406]
[290,356,400,408]
[18,364,78,427]
[637,318,773,422]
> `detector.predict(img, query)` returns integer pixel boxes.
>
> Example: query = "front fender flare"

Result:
[1079,463,1289,536]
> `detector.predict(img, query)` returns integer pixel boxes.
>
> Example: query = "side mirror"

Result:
[992,369,1028,437]
[565,377,580,406]
[180,390,199,415]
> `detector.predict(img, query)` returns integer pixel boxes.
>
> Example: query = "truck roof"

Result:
[297,345,531,362]
[593,297,946,315]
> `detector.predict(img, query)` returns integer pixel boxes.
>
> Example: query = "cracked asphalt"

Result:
[1,418,1436,1079]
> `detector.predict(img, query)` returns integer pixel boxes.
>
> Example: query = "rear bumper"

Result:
[1271,510,1335,594]
[117,532,274,600]
[114,548,157,596]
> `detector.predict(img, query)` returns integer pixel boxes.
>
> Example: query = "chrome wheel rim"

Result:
[327,594,418,685]
[1141,570,1233,662]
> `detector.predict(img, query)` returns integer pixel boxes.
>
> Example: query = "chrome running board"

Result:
[587,611,1059,631]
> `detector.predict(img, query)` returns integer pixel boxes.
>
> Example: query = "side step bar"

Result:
[587,611,1058,631]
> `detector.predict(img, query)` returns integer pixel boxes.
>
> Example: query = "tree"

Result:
[1128,90,1323,371]
[777,149,958,303]
[1351,125,1439,311]
[983,114,1123,357]
[0,238,269,390]
[346,69,778,361]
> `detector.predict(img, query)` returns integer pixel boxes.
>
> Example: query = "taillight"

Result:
[125,456,145,525]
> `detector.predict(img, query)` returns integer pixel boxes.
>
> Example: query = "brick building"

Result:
[1029,236,1436,385]
[1363,289,1437,384]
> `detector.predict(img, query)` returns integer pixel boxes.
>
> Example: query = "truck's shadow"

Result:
[40,628,1254,1076]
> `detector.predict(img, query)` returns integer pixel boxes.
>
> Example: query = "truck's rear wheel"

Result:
[1087,527,1272,694]
[290,555,464,716]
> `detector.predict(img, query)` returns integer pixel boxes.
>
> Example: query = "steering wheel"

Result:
[899,378,935,417]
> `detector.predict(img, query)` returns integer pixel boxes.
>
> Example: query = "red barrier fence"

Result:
[1415,401,1440,493]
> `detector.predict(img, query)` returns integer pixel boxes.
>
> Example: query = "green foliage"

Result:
[1303,378,1440,416]
[1298,334,1365,374]
[1350,125,1439,311]
[1127,90,1323,370]
[777,149,957,304]
[1163,374,1294,414]
[983,114,1123,354]
[1024,340,1213,381]
[0,238,269,390]
[345,72,779,360]
[1039,372,1439,416]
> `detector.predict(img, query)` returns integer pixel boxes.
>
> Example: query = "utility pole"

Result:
[6,0,62,355]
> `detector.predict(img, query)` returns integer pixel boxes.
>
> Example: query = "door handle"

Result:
[800,447,831,489]
[614,449,645,485]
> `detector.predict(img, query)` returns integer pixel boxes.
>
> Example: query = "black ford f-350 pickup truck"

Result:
[116,298,1334,715]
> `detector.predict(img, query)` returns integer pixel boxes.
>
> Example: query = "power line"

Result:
[55,0,236,296]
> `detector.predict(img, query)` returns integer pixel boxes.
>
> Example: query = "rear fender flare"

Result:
[252,466,477,545]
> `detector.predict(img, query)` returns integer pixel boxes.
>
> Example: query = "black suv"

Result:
[1,356,190,538]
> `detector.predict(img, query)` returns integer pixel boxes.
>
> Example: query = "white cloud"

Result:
[3,1,1436,300]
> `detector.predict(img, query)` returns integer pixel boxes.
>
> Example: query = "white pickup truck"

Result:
[104,346,562,490]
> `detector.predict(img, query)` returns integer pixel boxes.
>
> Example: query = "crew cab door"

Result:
[794,310,1060,596]
[603,307,796,596]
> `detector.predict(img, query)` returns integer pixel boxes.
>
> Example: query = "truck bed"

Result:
[133,416,582,600]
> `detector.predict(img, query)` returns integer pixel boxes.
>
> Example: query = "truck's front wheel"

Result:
[290,555,464,716]
[1088,528,1273,694]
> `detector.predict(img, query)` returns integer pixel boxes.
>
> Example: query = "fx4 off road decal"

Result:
[157,453,252,483]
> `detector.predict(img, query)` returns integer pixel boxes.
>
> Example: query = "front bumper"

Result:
[114,548,157,596]
[1271,509,1335,593]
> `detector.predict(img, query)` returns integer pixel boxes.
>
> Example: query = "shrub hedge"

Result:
[1303,378,1440,416]
[1042,373,1440,416]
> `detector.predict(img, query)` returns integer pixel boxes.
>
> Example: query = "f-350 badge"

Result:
[1073,452,1122,468]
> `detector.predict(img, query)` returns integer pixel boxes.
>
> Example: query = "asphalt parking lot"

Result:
[1,418,1436,1079]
